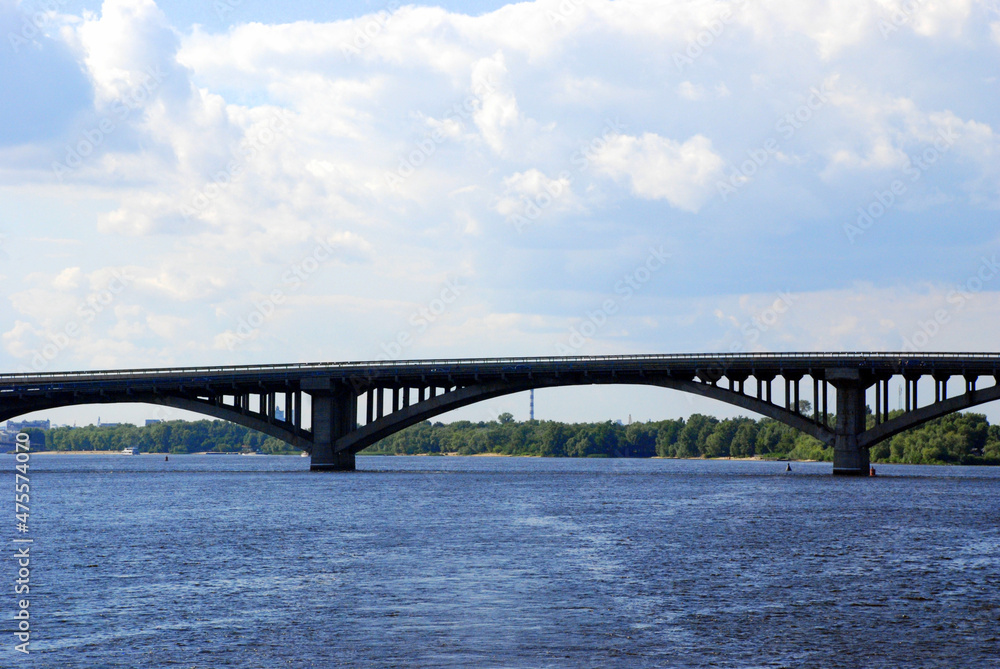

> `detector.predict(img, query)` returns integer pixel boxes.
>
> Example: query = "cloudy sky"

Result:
[2,0,999,427]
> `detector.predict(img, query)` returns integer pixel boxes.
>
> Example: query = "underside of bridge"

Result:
[2,355,998,475]
[305,369,1000,474]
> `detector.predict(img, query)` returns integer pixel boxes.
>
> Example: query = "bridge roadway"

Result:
[2,353,1000,474]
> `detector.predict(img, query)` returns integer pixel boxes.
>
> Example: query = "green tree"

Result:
[623,423,657,458]
[677,414,718,458]
[730,422,758,457]
[703,419,746,458]
[654,419,684,457]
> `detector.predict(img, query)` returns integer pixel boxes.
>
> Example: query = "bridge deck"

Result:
[4,353,1000,475]
[3,352,1000,389]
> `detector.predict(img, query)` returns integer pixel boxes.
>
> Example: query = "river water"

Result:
[2,454,998,668]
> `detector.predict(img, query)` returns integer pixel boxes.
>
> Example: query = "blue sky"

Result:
[2,0,1000,427]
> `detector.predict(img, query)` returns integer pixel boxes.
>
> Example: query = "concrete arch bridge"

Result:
[2,353,999,475]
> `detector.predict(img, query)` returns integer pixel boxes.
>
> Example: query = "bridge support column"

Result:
[829,369,871,476]
[306,384,357,472]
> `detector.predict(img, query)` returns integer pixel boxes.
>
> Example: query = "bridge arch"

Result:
[0,393,310,451]
[337,377,835,455]
[859,382,1000,448]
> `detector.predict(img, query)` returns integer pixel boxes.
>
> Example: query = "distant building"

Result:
[0,420,49,452]
[145,419,163,426]
[0,431,16,452]
[275,407,285,421]
[6,419,50,432]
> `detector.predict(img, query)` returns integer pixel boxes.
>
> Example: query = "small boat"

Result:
[300,451,309,457]
[121,446,140,455]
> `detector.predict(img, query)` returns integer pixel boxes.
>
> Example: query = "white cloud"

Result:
[694,279,1000,354]
[146,313,189,340]
[821,84,998,174]
[494,168,578,220]
[739,0,878,59]
[677,81,705,101]
[1,0,1000,399]
[903,0,975,38]
[471,51,525,155]
[592,133,724,212]
[2,321,43,360]
[76,0,179,104]
[52,267,83,290]
[677,81,731,101]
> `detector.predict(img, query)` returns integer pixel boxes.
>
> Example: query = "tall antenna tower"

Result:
[530,389,534,421]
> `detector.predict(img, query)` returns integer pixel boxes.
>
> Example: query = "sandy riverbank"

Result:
[12,451,824,463]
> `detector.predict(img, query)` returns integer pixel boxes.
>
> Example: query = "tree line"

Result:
[27,420,293,454]
[16,409,1000,465]
[366,409,1000,465]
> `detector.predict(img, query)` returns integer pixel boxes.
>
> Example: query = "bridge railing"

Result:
[2,352,1000,385]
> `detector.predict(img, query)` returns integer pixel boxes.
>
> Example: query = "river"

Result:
[2,454,998,668]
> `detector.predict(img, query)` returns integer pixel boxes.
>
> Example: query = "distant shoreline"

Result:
[10,450,301,456]
[19,413,999,466]
[10,450,796,461]
[0,452,973,467]
[370,452,821,462]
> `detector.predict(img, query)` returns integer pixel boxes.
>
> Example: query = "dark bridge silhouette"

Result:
[3,353,999,474]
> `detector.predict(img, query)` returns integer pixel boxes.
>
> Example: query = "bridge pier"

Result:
[310,449,356,472]
[833,433,870,475]
[829,369,871,476]
[307,387,358,472]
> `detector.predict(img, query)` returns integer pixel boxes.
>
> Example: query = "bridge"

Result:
[2,353,999,474]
